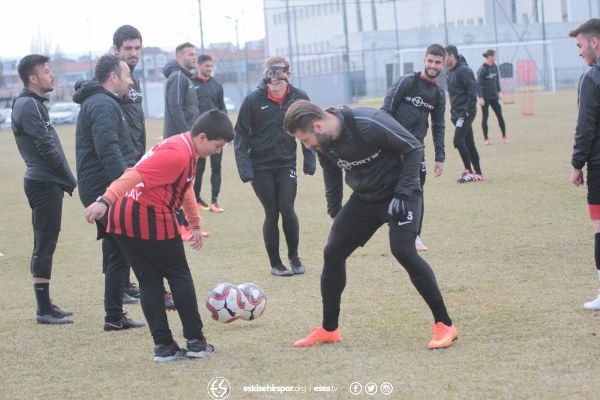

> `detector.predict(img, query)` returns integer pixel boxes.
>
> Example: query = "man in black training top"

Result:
[382,43,446,252]
[11,54,77,324]
[284,100,458,350]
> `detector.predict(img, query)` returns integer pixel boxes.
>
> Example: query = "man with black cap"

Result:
[445,45,483,183]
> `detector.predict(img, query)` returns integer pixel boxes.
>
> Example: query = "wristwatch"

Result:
[96,196,110,207]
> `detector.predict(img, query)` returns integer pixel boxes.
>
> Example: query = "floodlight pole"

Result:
[392,0,400,80]
[342,0,352,103]
[285,0,294,68]
[443,0,449,45]
[198,0,205,52]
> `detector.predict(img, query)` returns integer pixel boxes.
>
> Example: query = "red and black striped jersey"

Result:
[107,132,197,240]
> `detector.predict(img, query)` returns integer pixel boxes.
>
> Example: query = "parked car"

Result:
[49,102,80,125]
[0,108,11,130]
[224,97,236,112]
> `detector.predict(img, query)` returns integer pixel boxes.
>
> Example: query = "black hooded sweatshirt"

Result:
[446,55,479,119]
[73,79,136,207]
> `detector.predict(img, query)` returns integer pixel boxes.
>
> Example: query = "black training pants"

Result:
[320,194,449,330]
[194,152,223,203]
[251,167,299,267]
[452,112,482,174]
[24,179,63,279]
[113,235,204,344]
[481,97,506,139]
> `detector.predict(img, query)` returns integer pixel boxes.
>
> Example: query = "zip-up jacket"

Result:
[381,72,445,162]
[572,57,600,169]
[11,89,77,194]
[477,63,501,100]
[162,60,198,137]
[234,81,316,182]
[73,79,136,207]
[120,72,146,160]
[191,74,227,115]
[446,55,479,119]
[317,107,423,217]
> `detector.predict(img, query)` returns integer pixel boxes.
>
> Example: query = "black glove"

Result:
[328,205,341,219]
[388,197,413,225]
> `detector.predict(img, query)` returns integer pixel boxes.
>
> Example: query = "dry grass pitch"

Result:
[0,89,598,399]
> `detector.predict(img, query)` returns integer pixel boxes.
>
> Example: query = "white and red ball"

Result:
[237,283,267,321]
[205,283,245,323]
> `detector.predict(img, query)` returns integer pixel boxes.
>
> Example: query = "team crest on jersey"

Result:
[128,88,143,101]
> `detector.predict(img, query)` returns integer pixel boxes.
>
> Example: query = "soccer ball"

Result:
[237,283,267,321]
[205,283,245,323]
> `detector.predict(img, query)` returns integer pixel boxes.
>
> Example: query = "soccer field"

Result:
[0,90,598,399]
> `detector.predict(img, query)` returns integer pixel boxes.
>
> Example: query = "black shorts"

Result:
[587,165,600,205]
[24,179,63,231]
[331,193,422,246]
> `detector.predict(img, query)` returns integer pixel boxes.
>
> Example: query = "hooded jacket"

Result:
[234,81,316,182]
[162,60,198,137]
[477,62,501,100]
[120,72,146,161]
[73,79,136,207]
[446,55,479,119]
[572,57,600,169]
[317,107,423,217]
[11,89,77,194]
[381,72,446,162]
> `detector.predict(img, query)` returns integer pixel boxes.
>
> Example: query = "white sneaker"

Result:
[415,235,429,252]
[583,291,600,310]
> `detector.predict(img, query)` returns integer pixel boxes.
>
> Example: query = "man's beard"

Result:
[424,68,440,79]
[312,131,332,152]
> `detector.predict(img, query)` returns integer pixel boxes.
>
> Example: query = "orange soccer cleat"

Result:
[293,326,341,348]
[428,322,458,349]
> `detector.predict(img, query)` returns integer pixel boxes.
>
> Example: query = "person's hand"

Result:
[571,168,584,187]
[85,202,108,223]
[388,197,413,225]
[478,97,485,106]
[434,161,444,177]
[189,228,205,250]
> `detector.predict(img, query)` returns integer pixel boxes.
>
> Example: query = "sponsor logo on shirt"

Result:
[404,95,434,110]
[336,150,382,171]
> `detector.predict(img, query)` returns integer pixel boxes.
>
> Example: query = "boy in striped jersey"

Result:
[85,110,234,361]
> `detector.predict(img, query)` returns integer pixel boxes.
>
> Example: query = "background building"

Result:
[0,40,266,117]
[263,0,598,105]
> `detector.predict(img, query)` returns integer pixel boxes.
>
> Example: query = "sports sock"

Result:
[34,283,52,315]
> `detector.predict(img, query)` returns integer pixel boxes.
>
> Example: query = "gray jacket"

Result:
[162,60,198,138]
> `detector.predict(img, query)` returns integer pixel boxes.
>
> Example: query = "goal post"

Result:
[397,40,556,94]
